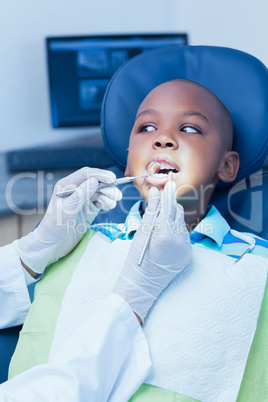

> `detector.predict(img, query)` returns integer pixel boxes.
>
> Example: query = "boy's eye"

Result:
[181,125,201,134]
[138,124,156,133]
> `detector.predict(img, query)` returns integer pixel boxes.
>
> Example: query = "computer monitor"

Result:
[46,33,188,128]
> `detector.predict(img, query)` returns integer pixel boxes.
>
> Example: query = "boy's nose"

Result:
[152,133,178,149]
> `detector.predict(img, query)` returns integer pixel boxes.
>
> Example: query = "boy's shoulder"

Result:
[90,223,126,241]
[226,230,268,260]
[90,200,144,241]
[192,205,268,260]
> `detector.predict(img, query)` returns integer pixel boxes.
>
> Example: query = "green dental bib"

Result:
[8,230,268,401]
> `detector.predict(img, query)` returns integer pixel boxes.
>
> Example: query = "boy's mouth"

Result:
[145,157,180,186]
[152,161,179,175]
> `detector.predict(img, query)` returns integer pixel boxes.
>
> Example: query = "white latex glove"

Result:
[13,167,122,273]
[113,181,191,321]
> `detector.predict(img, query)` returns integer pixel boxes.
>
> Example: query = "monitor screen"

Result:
[46,33,188,128]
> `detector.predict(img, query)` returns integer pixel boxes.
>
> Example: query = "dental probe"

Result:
[99,174,149,188]
[55,174,149,197]
[137,170,173,266]
[137,197,162,266]
[56,162,160,198]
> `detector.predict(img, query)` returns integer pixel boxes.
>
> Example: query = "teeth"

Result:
[159,162,174,170]
[147,161,178,177]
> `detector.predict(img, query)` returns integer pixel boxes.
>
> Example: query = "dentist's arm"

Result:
[0,244,31,328]
[0,168,121,328]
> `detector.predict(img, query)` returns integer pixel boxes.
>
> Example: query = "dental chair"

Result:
[0,45,267,384]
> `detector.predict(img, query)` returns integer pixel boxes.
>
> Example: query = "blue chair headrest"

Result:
[101,45,268,186]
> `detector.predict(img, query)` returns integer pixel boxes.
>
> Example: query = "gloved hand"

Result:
[13,167,122,274]
[113,180,191,322]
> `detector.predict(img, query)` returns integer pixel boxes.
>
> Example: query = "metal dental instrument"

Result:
[99,174,149,189]
[137,168,172,266]
[137,197,162,266]
[55,174,149,197]
[56,161,160,197]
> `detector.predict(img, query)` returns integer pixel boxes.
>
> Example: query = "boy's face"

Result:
[125,80,238,206]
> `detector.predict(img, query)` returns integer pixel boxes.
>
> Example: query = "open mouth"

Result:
[146,159,179,186]
[148,161,179,176]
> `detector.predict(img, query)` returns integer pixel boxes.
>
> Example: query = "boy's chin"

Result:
[145,174,171,187]
[138,184,165,204]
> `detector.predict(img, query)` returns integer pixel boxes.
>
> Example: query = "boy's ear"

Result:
[124,148,130,177]
[216,151,240,183]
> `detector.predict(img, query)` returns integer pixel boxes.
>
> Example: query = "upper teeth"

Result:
[159,162,174,170]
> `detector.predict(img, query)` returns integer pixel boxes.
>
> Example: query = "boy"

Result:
[9,79,268,401]
[124,79,238,226]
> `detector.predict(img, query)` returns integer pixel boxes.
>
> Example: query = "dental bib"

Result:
[49,233,267,402]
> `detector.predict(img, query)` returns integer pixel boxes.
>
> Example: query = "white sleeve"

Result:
[0,294,152,402]
[0,244,32,329]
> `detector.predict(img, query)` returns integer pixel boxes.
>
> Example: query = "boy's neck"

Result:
[180,202,210,233]
[141,199,210,233]
[184,212,206,233]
